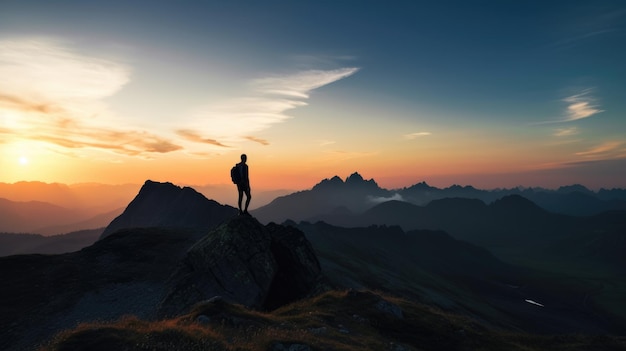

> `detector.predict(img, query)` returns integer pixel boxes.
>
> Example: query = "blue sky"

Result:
[1,1,625,189]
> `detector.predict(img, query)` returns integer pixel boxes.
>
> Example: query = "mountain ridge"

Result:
[252,172,626,224]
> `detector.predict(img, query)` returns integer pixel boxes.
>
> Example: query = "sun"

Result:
[19,156,29,165]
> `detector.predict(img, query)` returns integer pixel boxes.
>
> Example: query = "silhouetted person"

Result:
[235,154,251,215]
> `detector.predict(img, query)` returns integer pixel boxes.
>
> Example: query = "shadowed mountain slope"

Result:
[296,221,623,334]
[101,180,237,239]
[0,226,205,351]
[314,195,626,259]
[0,216,322,351]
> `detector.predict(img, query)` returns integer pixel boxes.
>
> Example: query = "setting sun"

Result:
[18,156,28,165]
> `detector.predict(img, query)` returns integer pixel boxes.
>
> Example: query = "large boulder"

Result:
[159,216,321,317]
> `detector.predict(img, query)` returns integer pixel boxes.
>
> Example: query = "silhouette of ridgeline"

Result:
[252,172,626,223]
[253,172,390,223]
[100,180,237,239]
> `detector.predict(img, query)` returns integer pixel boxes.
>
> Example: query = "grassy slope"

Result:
[42,290,626,351]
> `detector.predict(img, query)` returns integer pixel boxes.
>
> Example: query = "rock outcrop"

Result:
[101,180,237,239]
[159,216,322,317]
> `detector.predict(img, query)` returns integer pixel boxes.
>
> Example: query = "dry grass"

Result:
[41,290,626,351]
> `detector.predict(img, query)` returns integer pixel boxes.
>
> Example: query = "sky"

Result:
[1,0,625,191]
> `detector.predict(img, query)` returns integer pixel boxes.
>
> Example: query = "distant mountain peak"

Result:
[312,172,380,192]
[312,176,344,190]
[346,172,379,187]
[346,172,364,183]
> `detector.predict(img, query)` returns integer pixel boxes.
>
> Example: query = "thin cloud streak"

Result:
[553,127,579,137]
[176,129,230,148]
[575,141,623,158]
[404,132,431,139]
[181,68,359,150]
[250,68,359,98]
[245,136,270,146]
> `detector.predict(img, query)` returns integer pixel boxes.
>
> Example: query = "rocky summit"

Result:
[101,180,237,239]
[159,215,322,317]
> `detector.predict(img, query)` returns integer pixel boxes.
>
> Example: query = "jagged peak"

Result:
[313,172,380,191]
[345,172,364,183]
[312,175,344,190]
[345,172,378,185]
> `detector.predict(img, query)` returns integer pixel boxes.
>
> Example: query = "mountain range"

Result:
[2,173,625,236]
[1,176,626,350]
[252,172,626,223]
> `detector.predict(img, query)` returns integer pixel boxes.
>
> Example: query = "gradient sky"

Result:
[1,1,625,190]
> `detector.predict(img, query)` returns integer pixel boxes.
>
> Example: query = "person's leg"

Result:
[244,188,251,214]
[237,188,244,215]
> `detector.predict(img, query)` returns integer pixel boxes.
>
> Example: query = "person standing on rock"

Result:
[233,154,251,215]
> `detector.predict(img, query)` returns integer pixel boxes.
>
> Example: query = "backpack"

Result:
[231,164,242,184]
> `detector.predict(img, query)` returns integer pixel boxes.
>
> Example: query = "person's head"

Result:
[241,154,247,163]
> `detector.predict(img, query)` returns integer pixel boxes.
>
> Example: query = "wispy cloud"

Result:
[0,37,360,157]
[575,141,623,158]
[0,38,129,111]
[0,37,183,157]
[245,136,269,146]
[176,129,231,148]
[180,68,359,149]
[563,90,603,121]
[404,132,431,139]
[249,68,358,98]
[31,128,182,156]
[553,127,579,137]
[535,89,603,124]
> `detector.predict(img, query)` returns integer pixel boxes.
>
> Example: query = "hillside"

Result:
[0,214,322,350]
[296,221,623,334]
[0,228,103,256]
[41,290,626,351]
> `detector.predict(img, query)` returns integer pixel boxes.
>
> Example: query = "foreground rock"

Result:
[159,216,322,316]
